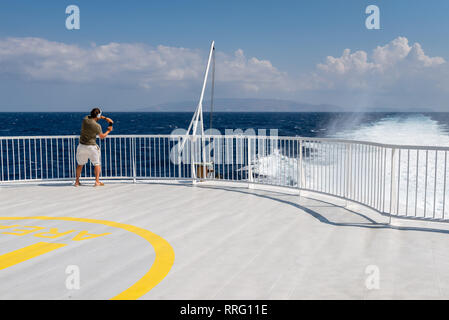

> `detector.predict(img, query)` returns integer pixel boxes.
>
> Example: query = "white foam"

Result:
[332,114,449,147]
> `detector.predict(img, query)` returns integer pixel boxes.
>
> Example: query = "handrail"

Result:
[1,134,449,151]
[1,134,448,223]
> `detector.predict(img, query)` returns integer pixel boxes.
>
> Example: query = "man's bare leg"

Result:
[94,165,103,186]
[75,165,84,186]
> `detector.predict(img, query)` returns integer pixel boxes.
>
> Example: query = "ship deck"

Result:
[1,180,449,299]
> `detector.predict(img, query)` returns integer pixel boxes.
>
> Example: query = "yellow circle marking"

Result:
[0,216,175,300]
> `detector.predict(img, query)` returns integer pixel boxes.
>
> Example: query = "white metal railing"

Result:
[1,134,449,222]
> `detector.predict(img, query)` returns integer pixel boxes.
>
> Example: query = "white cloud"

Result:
[317,49,375,75]
[372,37,445,69]
[216,49,291,92]
[0,37,205,85]
[0,37,288,94]
[303,37,448,110]
[317,37,446,78]
[0,36,447,110]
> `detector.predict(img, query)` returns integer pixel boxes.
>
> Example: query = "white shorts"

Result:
[76,144,101,166]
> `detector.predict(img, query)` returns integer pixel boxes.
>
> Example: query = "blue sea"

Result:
[2,112,449,145]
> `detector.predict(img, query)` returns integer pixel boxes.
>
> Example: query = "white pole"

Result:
[197,40,215,123]
[180,40,215,153]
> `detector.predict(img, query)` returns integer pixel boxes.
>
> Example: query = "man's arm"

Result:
[99,126,112,139]
[100,115,114,124]
[98,115,114,139]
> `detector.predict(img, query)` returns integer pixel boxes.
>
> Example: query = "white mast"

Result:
[179,40,215,153]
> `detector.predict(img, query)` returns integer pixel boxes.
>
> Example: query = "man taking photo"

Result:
[75,107,113,187]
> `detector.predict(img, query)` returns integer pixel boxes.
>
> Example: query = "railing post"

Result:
[132,137,137,183]
[390,148,397,222]
[247,136,254,189]
[297,139,301,194]
[177,137,182,179]
[298,139,305,195]
[201,135,206,181]
[72,137,76,181]
[191,137,197,185]
[345,144,352,202]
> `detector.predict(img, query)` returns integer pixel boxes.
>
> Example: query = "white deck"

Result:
[1,180,449,299]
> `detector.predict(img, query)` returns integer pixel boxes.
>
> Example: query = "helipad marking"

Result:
[0,216,175,300]
[0,242,67,270]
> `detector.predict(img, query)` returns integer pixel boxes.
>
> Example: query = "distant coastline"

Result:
[0,98,443,113]
[134,98,442,113]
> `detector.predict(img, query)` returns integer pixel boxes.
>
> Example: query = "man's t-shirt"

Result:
[79,116,102,145]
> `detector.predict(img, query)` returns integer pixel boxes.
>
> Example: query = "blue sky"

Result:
[0,0,448,111]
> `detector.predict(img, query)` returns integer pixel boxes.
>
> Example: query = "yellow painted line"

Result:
[0,216,175,300]
[0,242,66,270]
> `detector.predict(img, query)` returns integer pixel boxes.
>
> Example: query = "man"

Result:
[75,107,114,187]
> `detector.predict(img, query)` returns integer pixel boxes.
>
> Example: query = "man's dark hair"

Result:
[90,108,101,118]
